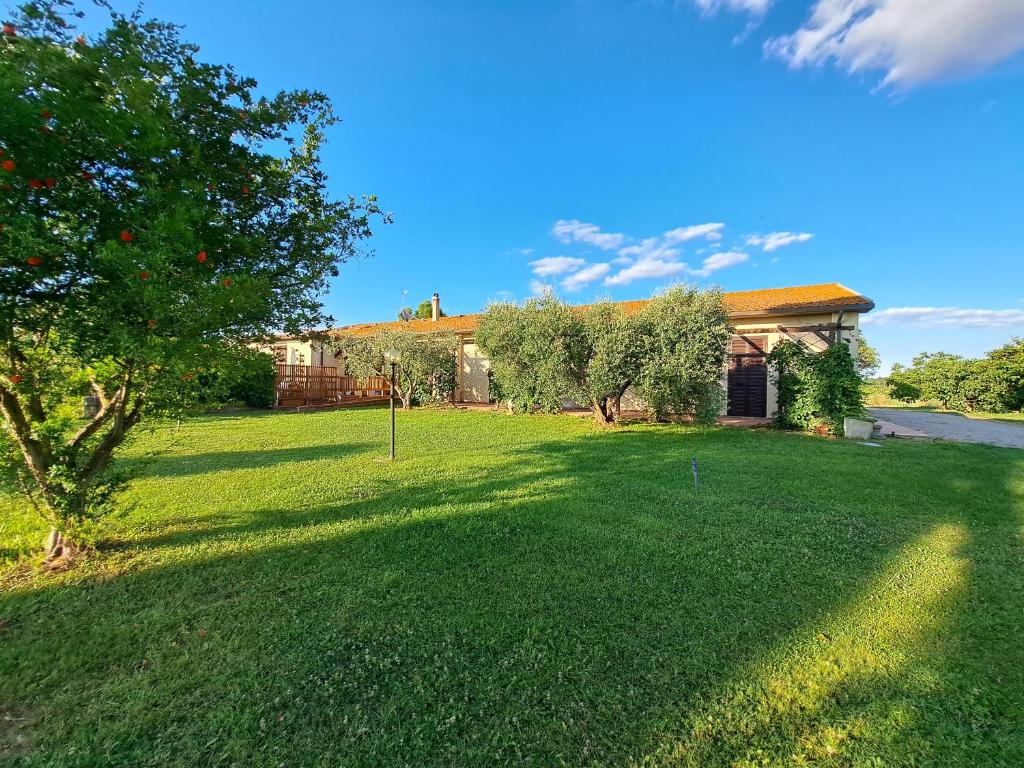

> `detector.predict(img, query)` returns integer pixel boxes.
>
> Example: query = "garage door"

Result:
[727,335,767,418]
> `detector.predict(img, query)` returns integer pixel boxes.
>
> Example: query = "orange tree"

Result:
[0,1,386,560]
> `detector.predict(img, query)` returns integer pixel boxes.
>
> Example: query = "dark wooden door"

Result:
[727,335,767,417]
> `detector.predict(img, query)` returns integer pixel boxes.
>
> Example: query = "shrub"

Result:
[767,341,865,435]
[224,350,277,408]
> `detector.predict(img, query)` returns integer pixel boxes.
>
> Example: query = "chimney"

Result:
[431,292,440,322]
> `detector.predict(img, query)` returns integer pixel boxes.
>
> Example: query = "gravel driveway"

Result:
[868,408,1024,449]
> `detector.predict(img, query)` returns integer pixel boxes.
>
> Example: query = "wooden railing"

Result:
[275,365,390,407]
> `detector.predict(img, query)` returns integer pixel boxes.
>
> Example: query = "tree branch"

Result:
[68,373,130,450]
[0,385,53,488]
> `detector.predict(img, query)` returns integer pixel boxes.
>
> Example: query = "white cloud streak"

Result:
[530,256,586,277]
[694,0,771,14]
[561,263,611,292]
[604,257,686,286]
[745,231,814,252]
[551,219,627,250]
[690,250,750,277]
[765,0,1024,88]
[663,222,725,244]
[862,307,1024,328]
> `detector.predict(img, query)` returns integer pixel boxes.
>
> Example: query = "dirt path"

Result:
[868,408,1024,449]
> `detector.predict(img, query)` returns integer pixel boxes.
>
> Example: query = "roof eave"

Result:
[728,301,875,319]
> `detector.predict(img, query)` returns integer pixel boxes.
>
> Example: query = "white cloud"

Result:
[551,219,627,250]
[544,219,760,287]
[530,255,586,277]
[745,231,814,252]
[561,263,611,292]
[618,237,682,262]
[689,250,749,277]
[604,257,686,286]
[663,222,725,244]
[694,0,771,14]
[765,0,1024,88]
[862,307,1024,328]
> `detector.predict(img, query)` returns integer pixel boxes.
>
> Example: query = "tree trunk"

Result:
[591,398,615,426]
[43,527,83,570]
[609,394,622,420]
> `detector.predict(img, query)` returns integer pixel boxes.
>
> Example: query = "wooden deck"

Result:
[275,364,390,408]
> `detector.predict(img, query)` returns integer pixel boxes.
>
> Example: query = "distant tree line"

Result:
[886,339,1024,413]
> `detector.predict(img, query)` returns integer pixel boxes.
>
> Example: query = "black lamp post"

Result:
[384,348,401,459]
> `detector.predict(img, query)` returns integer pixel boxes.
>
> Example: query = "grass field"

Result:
[2,408,1023,766]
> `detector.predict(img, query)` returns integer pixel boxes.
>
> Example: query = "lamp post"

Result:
[383,348,401,460]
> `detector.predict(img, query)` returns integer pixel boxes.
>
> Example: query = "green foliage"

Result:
[886,342,1024,413]
[631,285,731,423]
[414,299,445,319]
[332,328,457,408]
[474,294,578,414]
[768,340,865,435]
[885,368,923,404]
[0,1,386,545]
[854,331,880,378]
[221,348,277,408]
[397,299,446,322]
[476,285,729,424]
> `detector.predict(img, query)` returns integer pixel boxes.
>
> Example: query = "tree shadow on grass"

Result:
[0,428,1020,766]
[135,441,377,479]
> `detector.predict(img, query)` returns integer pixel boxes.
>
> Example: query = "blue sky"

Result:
[97,0,1024,372]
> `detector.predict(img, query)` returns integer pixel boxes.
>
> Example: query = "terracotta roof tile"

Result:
[329,282,872,337]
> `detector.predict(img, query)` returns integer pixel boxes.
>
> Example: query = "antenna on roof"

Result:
[397,289,412,322]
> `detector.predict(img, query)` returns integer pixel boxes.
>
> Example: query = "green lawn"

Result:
[2,408,1022,767]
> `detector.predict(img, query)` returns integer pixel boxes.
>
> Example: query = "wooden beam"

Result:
[734,324,855,334]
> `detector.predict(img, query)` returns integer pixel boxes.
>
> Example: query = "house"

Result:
[327,283,874,418]
[265,334,339,368]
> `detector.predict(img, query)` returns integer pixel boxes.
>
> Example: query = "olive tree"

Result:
[0,2,386,561]
[631,285,731,422]
[332,328,458,409]
[476,285,729,425]
[475,294,583,415]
